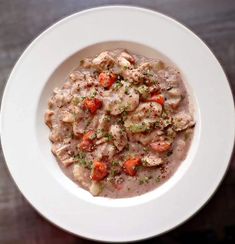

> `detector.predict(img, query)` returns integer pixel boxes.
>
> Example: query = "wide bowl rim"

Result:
[1,5,234,242]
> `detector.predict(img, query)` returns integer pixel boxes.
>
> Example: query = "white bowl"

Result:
[1,6,234,242]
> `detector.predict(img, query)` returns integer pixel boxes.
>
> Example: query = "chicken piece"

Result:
[103,81,139,115]
[158,67,181,90]
[44,110,55,128]
[127,129,163,146]
[86,114,100,131]
[52,90,73,108]
[96,114,111,138]
[89,181,102,196]
[173,112,195,131]
[167,87,182,97]
[122,60,163,84]
[51,143,70,155]
[69,70,84,82]
[110,124,127,151]
[51,144,75,167]
[73,164,90,188]
[123,68,145,84]
[117,51,135,68]
[73,120,87,135]
[124,102,162,132]
[61,157,77,167]
[60,111,75,123]
[165,97,182,109]
[164,87,183,109]
[49,125,63,143]
[142,153,163,167]
[95,137,108,145]
[92,143,116,160]
[92,51,115,69]
[138,60,165,72]
[80,58,93,69]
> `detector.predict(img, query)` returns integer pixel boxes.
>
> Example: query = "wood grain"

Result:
[0,0,234,243]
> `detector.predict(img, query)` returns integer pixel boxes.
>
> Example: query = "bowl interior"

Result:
[36,41,200,207]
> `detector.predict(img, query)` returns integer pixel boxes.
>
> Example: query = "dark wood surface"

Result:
[0,0,235,243]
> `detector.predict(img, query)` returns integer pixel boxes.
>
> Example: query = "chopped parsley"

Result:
[136,85,149,99]
[129,123,150,133]
[152,80,159,85]
[139,176,152,185]
[90,91,97,98]
[74,153,92,169]
[114,81,123,90]
[124,87,129,95]
[72,97,80,106]
[155,176,161,183]
[142,159,148,166]
[80,59,84,66]
[111,161,120,167]
[105,133,113,142]
[104,115,111,122]
[166,150,173,157]
[110,168,119,177]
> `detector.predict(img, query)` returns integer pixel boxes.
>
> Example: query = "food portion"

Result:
[45,49,195,198]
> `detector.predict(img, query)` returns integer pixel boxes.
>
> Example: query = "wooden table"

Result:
[0,0,234,243]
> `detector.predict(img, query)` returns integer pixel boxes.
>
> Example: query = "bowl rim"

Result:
[1,5,234,242]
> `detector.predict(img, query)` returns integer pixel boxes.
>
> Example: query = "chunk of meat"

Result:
[96,114,111,138]
[80,58,93,69]
[91,161,108,181]
[95,137,108,145]
[123,158,141,176]
[52,89,73,108]
[89,181,102,196]
[173,112,195,131]
[60,111,75,123]
[49,123,72,142]
[167,87,182,97]
[164,87,183,109]
[127,129,163,146]
[124,102,162,131]
[117,51,135,68]
[73,120,87,135]
[92,143,116,160]
[122,60,163,84]
[103,81,139,115]
[44,110,54,128]
[73,164,90,188]
[69,70,84,81]
[86,114,100,131]
[51,144,75,167]
[110,124,127,151]
[75,73,99,91]
[165,97,182,109]
[158,67,181,90]
[142,153,163,167]
[92,51,115,69]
